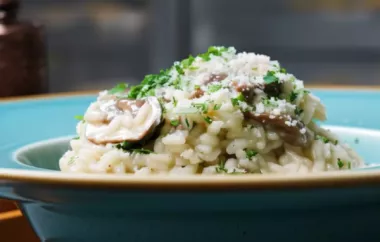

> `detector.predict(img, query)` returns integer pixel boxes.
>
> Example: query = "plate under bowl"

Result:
[1,88,380,242]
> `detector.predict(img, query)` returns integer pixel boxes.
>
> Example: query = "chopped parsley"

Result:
[172,97,178,107]
[280,68,287,73]
[245,149,258,160]
[124,46,231,99]
[337,158,344,169]
[203,116,213,124]
[127,69,171,99]
[174,64,184,75]
[262,98,271,106]
[288,91,298,102]
[68,156,76,165]
[170,119,180,127]
[215,158,227,173]
[185,118,190,128]
[74,115,84,121]
[263,71,279,84]
[303,90,310,94]
[192,103,208,113]
[213,103,222,110]
[295,107,304,116]
[194,84,200,89]
[131,149,153,155]
[115,141,133,150]
[181,55,195,69]
[316,135,338,145]
[115,141,154,154]
[208,84,222,93]
[231,93,245,106]
[158,97,167,114]
[108,83,128,94]
[199,46,228,61]
[72,136,80,140]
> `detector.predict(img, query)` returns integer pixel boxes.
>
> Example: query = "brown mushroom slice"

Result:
[202,73,228,85]
[244,112,312,147]
[189,88,205,99]
[85,97,162,145]
[263,82,282,98]
[233,82,282,104]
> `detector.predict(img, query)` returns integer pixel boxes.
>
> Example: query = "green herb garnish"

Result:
[263,71,279,84]
[68,156,76,165]
[108,83,129,94]
[245,149,258,160]
[213,103,222,110]
[199,46,228,61]
[131,149,153,155]
[288,91,298,102]
[348,161,352,169]
[127,69,171,99]
[115,141,133,150]
[316,135,329,143]
[194,84,200,89]
[280,68,287,73]
[170,119,180,127]
[192,103,208,113]
[172,97,178,107]
[316,135,338,145]
[208,84,222,93]
[337,158,344,169]
[175,64,184,75]
[74,115,84,121]
[72,136,80,140]
[203,116,213,124]
[185,118,190,128]
[295,107,304,116]
[231,93,245,106]
[181,55,195,69]
[215,158,228,173]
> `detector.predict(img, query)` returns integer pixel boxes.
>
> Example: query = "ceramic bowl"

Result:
[2,87,380,242]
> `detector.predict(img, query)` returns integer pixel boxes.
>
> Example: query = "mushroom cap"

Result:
[85,96,163,145]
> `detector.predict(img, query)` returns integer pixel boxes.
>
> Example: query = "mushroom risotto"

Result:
[59,46,363,175]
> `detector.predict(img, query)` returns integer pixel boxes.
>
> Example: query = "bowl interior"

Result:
[12,126,380,172]
[14,137,71,171]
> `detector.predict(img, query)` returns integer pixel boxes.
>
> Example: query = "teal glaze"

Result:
[1,89,380,242]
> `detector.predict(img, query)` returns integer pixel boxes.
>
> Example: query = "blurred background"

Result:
[19,0,380,93]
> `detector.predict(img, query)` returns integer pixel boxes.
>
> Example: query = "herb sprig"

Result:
[316,135,338,145]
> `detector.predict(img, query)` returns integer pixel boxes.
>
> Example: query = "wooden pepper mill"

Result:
[0,0,47,97]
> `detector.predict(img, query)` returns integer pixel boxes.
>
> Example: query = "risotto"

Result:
[59,46,363,175]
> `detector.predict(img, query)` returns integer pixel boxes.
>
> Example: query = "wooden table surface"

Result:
[0,199,39,242]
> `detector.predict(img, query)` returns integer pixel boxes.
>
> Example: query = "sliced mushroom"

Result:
[189,88,205,99]
[244,112,312,147]
[233,82,282,104]
[202,73,227,85]
[85,96,163,145]
[263,82,282,98]
[234,83,259,104]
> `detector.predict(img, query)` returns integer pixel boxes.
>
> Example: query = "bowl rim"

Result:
[2,85,380,190]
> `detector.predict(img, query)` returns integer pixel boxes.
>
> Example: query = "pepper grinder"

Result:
[0,0,47,97]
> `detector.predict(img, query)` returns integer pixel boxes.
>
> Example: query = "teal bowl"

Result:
[2,88,380,242]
